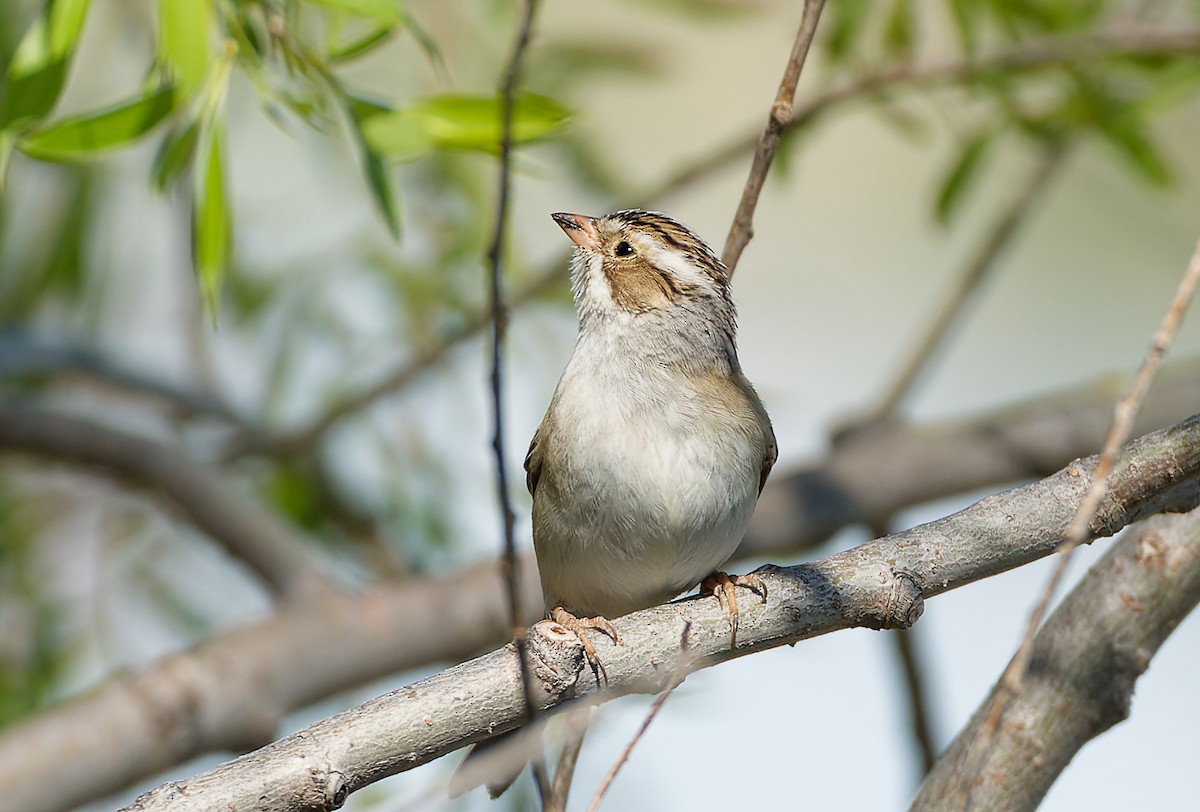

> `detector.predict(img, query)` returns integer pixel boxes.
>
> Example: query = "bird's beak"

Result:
[551,212,601,252]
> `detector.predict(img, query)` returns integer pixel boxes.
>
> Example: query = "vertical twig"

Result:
[873,142,1068,419]
[544,709,590,812]
[721,0,826,277]
[486,0,548,802]
[964,234,1200,806]
[892,629,938,776]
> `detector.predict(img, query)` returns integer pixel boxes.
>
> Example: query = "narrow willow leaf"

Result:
[19,85,175,160]
[935,133,992,224]
[158,0,213,96]
[362,93,571,159]
[0,0,93,131]
[346,101,400,236]
[326,23,395,63]
[947,0,979,53]
[306,0,401,23]
[193,124,230,321]
[882,0,914,60]
[1095,119,1173,187]
[825,0,870,61]
[152,117,201,192]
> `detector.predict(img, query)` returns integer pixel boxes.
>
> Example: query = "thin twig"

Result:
[544,710,590,812]
[892,629,938,776]
[486,0,548,805]
[721,0,826,276]
[966,234,1200,806]
[586,622,693,812]
[873,142,1068,418]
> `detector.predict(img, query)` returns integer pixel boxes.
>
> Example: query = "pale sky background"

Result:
[27,2,1200,810]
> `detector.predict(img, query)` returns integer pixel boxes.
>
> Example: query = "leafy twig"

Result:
[720,0,826,276]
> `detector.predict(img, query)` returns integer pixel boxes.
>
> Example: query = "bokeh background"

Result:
[2,1,1199,810]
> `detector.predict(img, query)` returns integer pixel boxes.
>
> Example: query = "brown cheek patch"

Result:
[603,258,689,312]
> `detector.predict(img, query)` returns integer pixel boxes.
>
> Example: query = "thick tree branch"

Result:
[2,373,1198,812]
[121,414,1200,812]
[0,401,329,598]
[0,557,541,812]
[911,506,1200,811]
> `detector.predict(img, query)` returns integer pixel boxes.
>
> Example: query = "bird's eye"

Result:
[615,241,634,257]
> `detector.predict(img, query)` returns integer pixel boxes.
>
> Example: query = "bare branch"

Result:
[720,0,825,276]
[912,506,1200,811]
[0,401,329,598]
[872,143,1068,418]
[120,414,1200,812]
[973,234,1200,791]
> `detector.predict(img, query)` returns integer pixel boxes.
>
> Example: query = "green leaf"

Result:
[158,0,213,96]
[18,85,175,160]
[824,0,870,61]
[0,0,93,132]
[193,123,230,320]
[152,116,201,192]
[935,132,992,224]
[306,0,402,23]
[947,0,980,53]
[346,99,400,236]
[326,23,395,63]
[882,0,914,60]
[362,93,571,159]
[1094,118,1173,187]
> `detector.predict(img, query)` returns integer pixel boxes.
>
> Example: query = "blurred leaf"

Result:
[347,99,400,236]
[398,9,444,77]
[157,0,213,96]
[825,0,870,62]
[307,0,402,23]
[1094,117,1173,187]
[0,0,92,132]
[264,464,325,531]
[362,93,571,160]
[193,123,230,319]
[152,116,200,192]
[619,0,760,20]
[882,0,914,60]
[18,84,175,160]
[536,42,660,84]
[326,22,394,63]
[936,132,992,224]
[947,0,981,53]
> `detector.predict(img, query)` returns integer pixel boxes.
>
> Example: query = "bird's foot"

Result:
[701,570,768,649]
[551,605,621,683]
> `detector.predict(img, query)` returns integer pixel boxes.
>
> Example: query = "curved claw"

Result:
[701,571,768,649]
[551,605,621,684]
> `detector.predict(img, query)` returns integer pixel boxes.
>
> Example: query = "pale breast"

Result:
[532,356,769,618]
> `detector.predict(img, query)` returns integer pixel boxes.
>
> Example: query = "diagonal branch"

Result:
[721,0,825,275]
[0,401,330,598]
[911,505,1200,811]
[121,414,1200,812]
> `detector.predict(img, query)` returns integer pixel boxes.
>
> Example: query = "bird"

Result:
[531,208,776,662]
[454,208,776,799]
